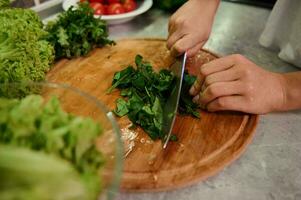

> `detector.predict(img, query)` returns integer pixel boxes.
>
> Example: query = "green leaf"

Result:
[113,98,129,117]
[106,66,135,94]
[152,97,163,130]
[57,27,69,46]
[132,74,146,90]
[142,105,154,115]
[170,134,178,142]
[120,88,132,97]
[135,54,143,67]
[127,92,144,111]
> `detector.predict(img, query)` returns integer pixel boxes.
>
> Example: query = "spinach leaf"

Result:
[106,66,135,94]
[108,55,200,141]
[114,98,129,117]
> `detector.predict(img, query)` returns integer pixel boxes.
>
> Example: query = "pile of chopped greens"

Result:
[107,55,200,141]
[0,7,54,97]
[46,2,114,59]
[0,95,104,200]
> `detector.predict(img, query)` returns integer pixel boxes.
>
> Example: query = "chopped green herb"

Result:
[170,134,178,142]
[114,98,129,117]
[108,55,200,141]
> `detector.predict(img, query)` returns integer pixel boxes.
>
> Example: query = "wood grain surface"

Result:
[46,38,259,191]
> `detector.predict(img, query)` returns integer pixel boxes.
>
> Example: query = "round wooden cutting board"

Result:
[46,38,259,192]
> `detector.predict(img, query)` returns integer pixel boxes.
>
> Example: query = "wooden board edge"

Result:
[120,114,259,192]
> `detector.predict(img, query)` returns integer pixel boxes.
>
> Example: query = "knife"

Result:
[162,52,187,149]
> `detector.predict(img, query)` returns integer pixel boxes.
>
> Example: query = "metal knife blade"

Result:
[162,52,187,149]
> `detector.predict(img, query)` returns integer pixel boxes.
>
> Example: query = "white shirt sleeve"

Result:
[259,0,301,68]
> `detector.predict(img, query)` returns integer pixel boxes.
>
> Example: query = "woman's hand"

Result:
[189,54,287,114]
[167,0,220,57]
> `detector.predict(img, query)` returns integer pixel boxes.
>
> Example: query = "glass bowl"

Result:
[0,82,123,200]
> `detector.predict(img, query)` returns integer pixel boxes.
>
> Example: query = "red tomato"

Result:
[89,0,105,3]
[108,0,120,4]
[107,3,125,15]
[90,2,106,15]
[123,0,137,12]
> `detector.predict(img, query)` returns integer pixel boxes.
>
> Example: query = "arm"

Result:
[189,54,301,114]
[280,72,301,111]
[167,0,220,57]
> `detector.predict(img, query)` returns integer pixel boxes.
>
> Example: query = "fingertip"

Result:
[189,85,196,96]
[206,101,217,112]
[201,84,206,92]
[170,47,182,57]
[166,39,172,50]
[186,50,198,58]
[192,94,199,104]
[186,42,204,58]
[166,43,171,50]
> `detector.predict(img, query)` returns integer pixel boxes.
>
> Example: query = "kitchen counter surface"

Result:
[110,2,301,200]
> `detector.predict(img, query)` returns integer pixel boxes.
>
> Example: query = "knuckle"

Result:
[245,82,255,93]
[203,77,210,87]
[215,98,227,109]
[174,17,184,26]
[207,103,216,112]
[206,85,219,97]
[173,17,190,29]
[181,20,190,29]
[173,44,185,53]
[200,66,209,76]
[231,54,244,62]
[241,68,252,78]
[246,96,255,104]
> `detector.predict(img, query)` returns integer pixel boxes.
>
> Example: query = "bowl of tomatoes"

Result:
[63,0,153,24]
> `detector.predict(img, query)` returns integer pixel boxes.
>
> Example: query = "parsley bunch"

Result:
[46,2,114,59]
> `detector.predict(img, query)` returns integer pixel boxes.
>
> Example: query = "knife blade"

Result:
[162,52,187,149]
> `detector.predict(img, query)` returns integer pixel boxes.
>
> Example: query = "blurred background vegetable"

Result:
[0,7,54,97]
[0,145,90,200]
[0,95,105,200]
[0,0,10,8]
[46,2,114,59]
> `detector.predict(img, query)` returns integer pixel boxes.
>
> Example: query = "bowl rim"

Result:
[62,0,153,21]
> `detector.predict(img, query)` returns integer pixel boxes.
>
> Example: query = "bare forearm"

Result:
[279,72,301,111]
[191,0,220,14]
